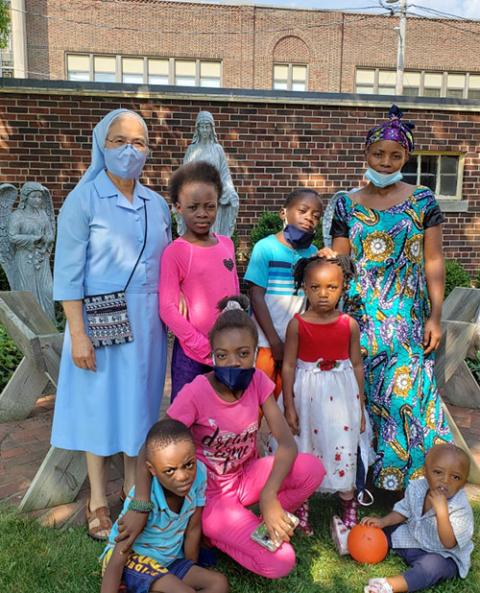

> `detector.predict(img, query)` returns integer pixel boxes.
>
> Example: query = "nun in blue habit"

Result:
[51,108,171,539]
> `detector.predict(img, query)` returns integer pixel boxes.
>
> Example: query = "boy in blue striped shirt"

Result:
[245,189,323,399]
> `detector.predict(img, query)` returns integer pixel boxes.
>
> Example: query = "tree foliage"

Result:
[0,1,10,50]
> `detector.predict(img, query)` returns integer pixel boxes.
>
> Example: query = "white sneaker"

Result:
[364,578,394,593]
[330,514,350,555]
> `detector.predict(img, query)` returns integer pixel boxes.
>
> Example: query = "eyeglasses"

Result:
[106,136,148,151]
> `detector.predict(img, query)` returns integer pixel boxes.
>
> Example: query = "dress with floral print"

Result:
[332,186,452,491]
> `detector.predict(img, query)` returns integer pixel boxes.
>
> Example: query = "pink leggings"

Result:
[202,453,325,579]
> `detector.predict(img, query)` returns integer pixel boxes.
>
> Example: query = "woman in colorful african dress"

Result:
[328,105,451,492]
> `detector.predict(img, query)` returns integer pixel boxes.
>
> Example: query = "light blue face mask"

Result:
[365,167,403,188]
[104,144,147,180]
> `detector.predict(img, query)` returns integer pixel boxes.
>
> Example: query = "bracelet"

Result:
[127,498,153,513]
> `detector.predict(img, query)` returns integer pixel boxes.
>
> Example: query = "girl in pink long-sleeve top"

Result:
[159,161,239,399]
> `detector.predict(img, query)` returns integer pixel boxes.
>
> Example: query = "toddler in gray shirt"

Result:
[363,444,473,593]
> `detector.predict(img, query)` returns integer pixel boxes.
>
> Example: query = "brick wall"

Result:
[24,1,480,92]
[1,83,480,273]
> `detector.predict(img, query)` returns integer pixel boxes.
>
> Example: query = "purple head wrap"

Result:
[365,105,415,152]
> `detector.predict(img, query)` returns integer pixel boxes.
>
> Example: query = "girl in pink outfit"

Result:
[168,296,325,579]
[159,161,239,399]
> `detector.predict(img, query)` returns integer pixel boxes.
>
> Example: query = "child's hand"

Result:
[115,511,148,553]
[260,493,294,545]
[178,292,188,319]
[284,406,299,436]
[317,247,337,259]
[427,488,449,516]
[361,516,385,529]
[271,339,284,363]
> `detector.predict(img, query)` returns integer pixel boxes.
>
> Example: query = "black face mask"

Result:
[213,366,255,392]
[283,224,315,250]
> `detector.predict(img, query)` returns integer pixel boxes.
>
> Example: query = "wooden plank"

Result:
[0,357,50,421]
[443,361,480,409]
[0,296,39,359]
[444,404,480,485]
[442,287,480,323]
[435,320,475,389]
[37,333,64,386]
[0,291,57,335]
[19,447,87,512]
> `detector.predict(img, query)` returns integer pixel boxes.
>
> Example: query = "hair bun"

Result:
[224,300,243,312]
[216,294,250,313]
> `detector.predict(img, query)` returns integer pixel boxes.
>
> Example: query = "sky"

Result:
[179,0,480,19]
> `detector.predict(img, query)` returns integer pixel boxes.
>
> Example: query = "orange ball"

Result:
[347,524,388,564]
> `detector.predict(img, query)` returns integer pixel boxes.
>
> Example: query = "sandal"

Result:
[86,502,112,541]
[296,500,314,536]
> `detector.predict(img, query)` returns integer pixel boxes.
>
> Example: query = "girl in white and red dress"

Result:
[282,256,366,532]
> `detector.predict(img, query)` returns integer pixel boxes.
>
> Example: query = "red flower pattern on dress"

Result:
[335,453,341,461]
[338,470,345,477]
[344,425,349,431]
[318,359,338,371]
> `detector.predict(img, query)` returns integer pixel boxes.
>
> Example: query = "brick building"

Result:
[0,79,479,273]
[7,1,480,99]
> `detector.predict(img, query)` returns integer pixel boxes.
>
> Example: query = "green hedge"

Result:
[445,259,471,298]
[0,325,22,392]
[0,266,9,291]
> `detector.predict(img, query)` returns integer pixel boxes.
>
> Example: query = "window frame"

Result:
[273,63,308,92]
[65,53,222,87]
[402,151,465,203]
[355,67,480,99]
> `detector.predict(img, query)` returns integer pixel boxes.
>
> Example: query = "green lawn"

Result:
[1,497,478,593]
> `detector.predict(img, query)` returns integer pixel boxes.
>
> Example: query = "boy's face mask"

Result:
[283,220,315,250]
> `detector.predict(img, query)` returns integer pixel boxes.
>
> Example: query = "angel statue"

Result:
[176,110,239,237]
[0,182,56,320]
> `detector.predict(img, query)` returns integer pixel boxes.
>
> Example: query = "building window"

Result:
[355,69,375,94]
[446,73,465,98]
[273,64,307,91]
[378,70,396,95]
[403,72,420,96]
[423,73,442,97]
[67,54,90,81]
[175,60,196,86]
[468,75,480,99]
[402,153,463,199]
[355,68,480,98]
[122,58,144,84]
[0,30,14,78]
[200,61,221,88]
[66,54,222,87]
[148,59,169,85]
[93,56,116,83]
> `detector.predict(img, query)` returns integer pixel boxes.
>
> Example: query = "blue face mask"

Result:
[365,167,403,188]
[283,224,315,250]
[213,366,255,392]
[104,144,147,180]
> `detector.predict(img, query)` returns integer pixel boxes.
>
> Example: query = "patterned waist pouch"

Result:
[84,199,147,348]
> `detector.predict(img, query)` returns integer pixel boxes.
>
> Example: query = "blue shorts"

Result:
[103,549,194,593]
